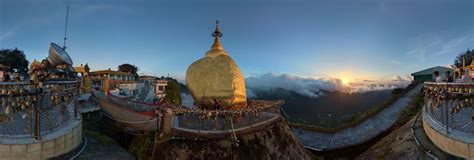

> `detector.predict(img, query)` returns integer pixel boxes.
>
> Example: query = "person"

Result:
[460,69,471,82]
[434,71,442,82]
[445,71,453,82]
[3,72,11,82]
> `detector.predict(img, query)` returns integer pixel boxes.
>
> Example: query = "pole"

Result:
[63,5,70,50]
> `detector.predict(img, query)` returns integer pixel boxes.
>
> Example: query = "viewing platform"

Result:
[92,89,285,139]
[422,82,474,159]
[0,81,83,159]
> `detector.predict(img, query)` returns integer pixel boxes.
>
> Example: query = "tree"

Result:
[164,80,182,106]
[0,48,29,74]
[454,49,474,68]
[118,63,138,74]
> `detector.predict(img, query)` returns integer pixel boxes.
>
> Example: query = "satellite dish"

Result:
[48,43,73,67]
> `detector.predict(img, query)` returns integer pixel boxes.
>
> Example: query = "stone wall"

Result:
[0,120,82,160]
[422,112,474,159]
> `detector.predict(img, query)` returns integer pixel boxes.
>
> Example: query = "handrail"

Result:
[423,82,474,135]
[107,91,162,106]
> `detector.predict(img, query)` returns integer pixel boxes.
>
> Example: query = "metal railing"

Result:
[0,80,80,139]
[172,100,284,132]
[424,82,474,135]
[106,92,160,112]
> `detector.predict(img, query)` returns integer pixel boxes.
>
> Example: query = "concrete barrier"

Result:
[422,111,474,159]
[0,119,82,159]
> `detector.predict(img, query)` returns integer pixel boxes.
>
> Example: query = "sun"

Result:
[340,76,351,85]
[337,72,353,85]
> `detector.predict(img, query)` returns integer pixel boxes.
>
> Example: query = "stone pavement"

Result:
[293,84,423,150]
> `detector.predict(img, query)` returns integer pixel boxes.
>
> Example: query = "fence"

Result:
[107,92,161,113]
[171,100,284,134]
[0,80,80,139]
[424,82,474,135]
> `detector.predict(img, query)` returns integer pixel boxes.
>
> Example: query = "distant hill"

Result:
[249,88,393,127]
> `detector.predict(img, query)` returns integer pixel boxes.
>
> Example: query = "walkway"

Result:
[292,84,423,151]
[412,112,453,159]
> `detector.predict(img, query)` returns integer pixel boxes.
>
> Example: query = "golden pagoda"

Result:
[186,20,247,109]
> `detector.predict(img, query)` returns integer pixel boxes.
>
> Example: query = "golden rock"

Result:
[186,21,246,109]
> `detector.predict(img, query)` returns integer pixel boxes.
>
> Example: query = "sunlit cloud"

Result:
[245,73,411,98]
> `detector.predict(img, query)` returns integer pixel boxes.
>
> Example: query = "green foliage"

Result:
[165,80,182,106]
[454,49,473,68]
[118,63,138,75]
[0,48,29,74]
[128,134,155,160]
[401,91,424,120]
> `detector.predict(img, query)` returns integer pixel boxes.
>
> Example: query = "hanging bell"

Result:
[21,113,27,119]
[5,106,12,114]
[21,103,26,110]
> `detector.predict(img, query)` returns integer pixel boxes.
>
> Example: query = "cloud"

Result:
[404,31,474,63]
[245,73,348,97]
[390,60,401,65]
[404,34,442,63]
[437,33,474,55]
[0,29,16,42]
[245,73,411,98]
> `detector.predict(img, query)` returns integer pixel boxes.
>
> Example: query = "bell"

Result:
[5,106,12,114]
[21,113,27,119]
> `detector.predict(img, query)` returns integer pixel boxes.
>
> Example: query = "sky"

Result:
[0,0,473,83]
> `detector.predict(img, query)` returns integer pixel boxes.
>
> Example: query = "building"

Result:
[138,75,156,82]
[411,66,453,82]
[90,68,136,82]
[155,79,168,99]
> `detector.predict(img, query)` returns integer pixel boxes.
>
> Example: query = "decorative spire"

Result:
[210,20,224,50]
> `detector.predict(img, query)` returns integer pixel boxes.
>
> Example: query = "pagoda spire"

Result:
[211,20,224,50]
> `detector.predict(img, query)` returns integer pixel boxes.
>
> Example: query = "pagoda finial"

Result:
[210,19,224,50]
[212,19,222,38]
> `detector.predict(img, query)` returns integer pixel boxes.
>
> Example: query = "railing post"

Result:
[444,99,449,133]
[161,108,173,134]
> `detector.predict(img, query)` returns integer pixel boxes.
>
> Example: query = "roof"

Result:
[90,69,134,76]
[411,66,453,76]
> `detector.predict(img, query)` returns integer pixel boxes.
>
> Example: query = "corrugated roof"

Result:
[411,66,453,76]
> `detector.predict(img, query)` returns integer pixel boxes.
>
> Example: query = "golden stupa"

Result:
[186,20,247,109]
